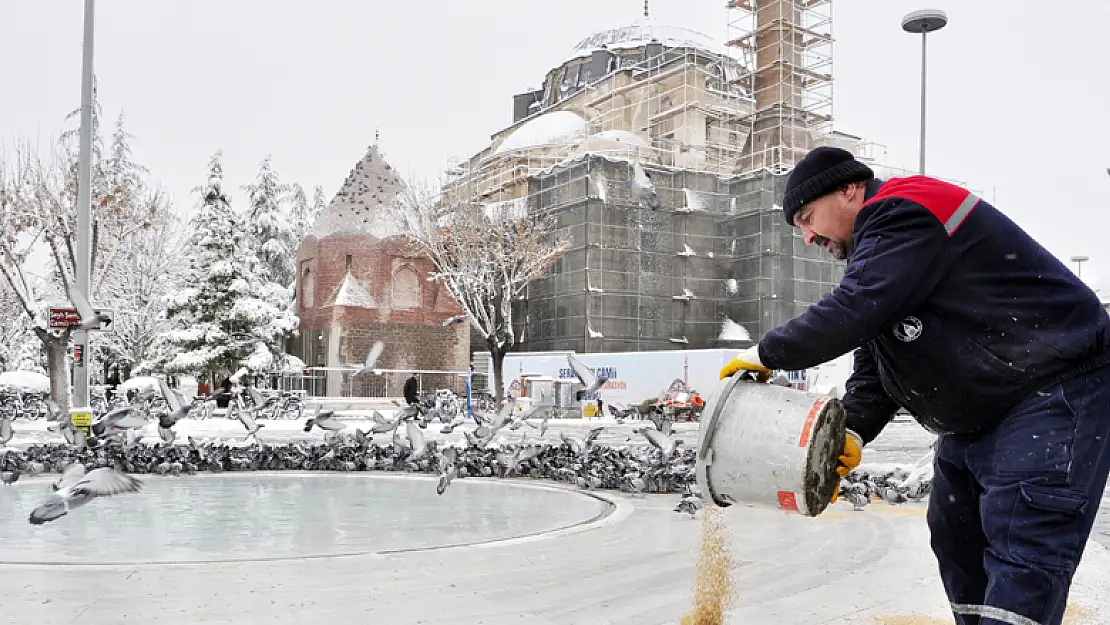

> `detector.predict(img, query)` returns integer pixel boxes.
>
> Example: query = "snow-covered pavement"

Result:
[3,415,1110,623]
[2,475,1108,624]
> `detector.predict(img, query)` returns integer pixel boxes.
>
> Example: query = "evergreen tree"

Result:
[242,156,294,288]
[287,182,311,251]
[162,152,298,381]
[311,185,327,228]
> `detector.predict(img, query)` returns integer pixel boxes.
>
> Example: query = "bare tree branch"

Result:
[388,183,567,401]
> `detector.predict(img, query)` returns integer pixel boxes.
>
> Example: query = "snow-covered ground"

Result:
[3,415,1110,623]
[3,474,1109,624]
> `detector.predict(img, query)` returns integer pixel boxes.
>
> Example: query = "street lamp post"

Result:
[902,9,948,175]
[1071,255,1090,279]
[73,0,96,410]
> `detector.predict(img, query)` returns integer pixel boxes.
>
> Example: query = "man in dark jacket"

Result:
[720,147,1110,625]
[403,373,420,406]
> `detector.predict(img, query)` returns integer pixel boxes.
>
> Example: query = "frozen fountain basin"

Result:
[0,473,611,564]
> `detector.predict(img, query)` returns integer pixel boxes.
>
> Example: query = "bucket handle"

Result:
[697,371,755,464]
[697,371,761,507]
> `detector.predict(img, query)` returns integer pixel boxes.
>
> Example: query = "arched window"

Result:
[392,266,420,309]
[300,263,314,309]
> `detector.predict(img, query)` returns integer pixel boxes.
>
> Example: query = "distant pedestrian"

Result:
[105,367,121,402]
[403,373,420,406]
[216,377,233,409]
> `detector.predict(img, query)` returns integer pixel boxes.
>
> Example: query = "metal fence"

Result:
[274,367,471,400]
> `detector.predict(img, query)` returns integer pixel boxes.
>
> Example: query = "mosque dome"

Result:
[492,111,588,155]
[564,18,730,63]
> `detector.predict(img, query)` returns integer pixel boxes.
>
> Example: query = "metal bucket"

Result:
[695,373,846,517]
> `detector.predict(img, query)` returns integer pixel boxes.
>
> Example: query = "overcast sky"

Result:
[3,0,1108,283]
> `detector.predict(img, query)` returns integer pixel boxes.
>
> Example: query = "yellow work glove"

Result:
[837,430,863,477]
[830,432,863,504]
[719,345,772,382]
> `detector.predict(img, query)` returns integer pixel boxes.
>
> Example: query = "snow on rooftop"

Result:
[571,130,651,160]
[308,145,404,239]
[329,272,376,309]
[564,18,731,64]
[493,111,587,156]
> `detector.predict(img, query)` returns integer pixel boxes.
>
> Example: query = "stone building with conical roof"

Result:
[292,145,468,397]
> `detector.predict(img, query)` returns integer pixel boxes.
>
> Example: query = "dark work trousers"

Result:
[928,364,1110,625]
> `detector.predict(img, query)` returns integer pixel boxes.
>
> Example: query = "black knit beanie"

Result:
[781,147,874,227]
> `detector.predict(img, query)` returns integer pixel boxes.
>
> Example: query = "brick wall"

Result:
[294,231,469,392]
[340,323,469,396]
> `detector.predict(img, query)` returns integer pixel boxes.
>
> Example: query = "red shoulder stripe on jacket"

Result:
[863,175,980,236]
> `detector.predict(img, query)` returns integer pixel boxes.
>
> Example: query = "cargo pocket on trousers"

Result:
[1009,482,1088,570]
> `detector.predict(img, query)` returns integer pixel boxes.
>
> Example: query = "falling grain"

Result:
[680,505,733,625]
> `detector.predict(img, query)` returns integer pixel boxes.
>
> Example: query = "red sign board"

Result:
[48,307,112,331]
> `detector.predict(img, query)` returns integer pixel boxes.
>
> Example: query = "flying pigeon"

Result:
[629,162,661,211]
[642,423,681,458]
[304,406,347,432]
[406,420,428,459]
[0,416,12,445]
[567,353,608,395]
[91,406,148,440]
[440,314,467,327]
[435,447,458,495]
[49,419,87,450]
[157,377,193,428]
[30,465,143,525]
[236,404,264,438]
[351,341,384,376]
[64,281,111,331]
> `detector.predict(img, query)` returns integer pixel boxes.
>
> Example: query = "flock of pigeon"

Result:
[837,451,935,510]
[0,351,706,523]
[0,340,936,526]
[1,406,699,524]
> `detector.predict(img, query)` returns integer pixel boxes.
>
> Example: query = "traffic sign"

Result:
[48,306,113,331]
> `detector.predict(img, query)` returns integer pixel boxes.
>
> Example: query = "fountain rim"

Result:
[1,472,630,568]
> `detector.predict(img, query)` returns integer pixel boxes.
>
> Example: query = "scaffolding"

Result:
[727,0,834,174]
[439,17,844,354]
[444,38,756,207]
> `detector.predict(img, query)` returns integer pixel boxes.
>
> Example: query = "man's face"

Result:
[793,185,861,261]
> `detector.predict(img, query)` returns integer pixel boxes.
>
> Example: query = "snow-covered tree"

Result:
[0,285,42,373]
[1,95,168,408]
[312,185,327,224]
[390,185,568,402]
[287,183,309,248]
[242,156,294,288]
[0,141,157,411]
[162,152,298,384]
[94,204,187,375]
